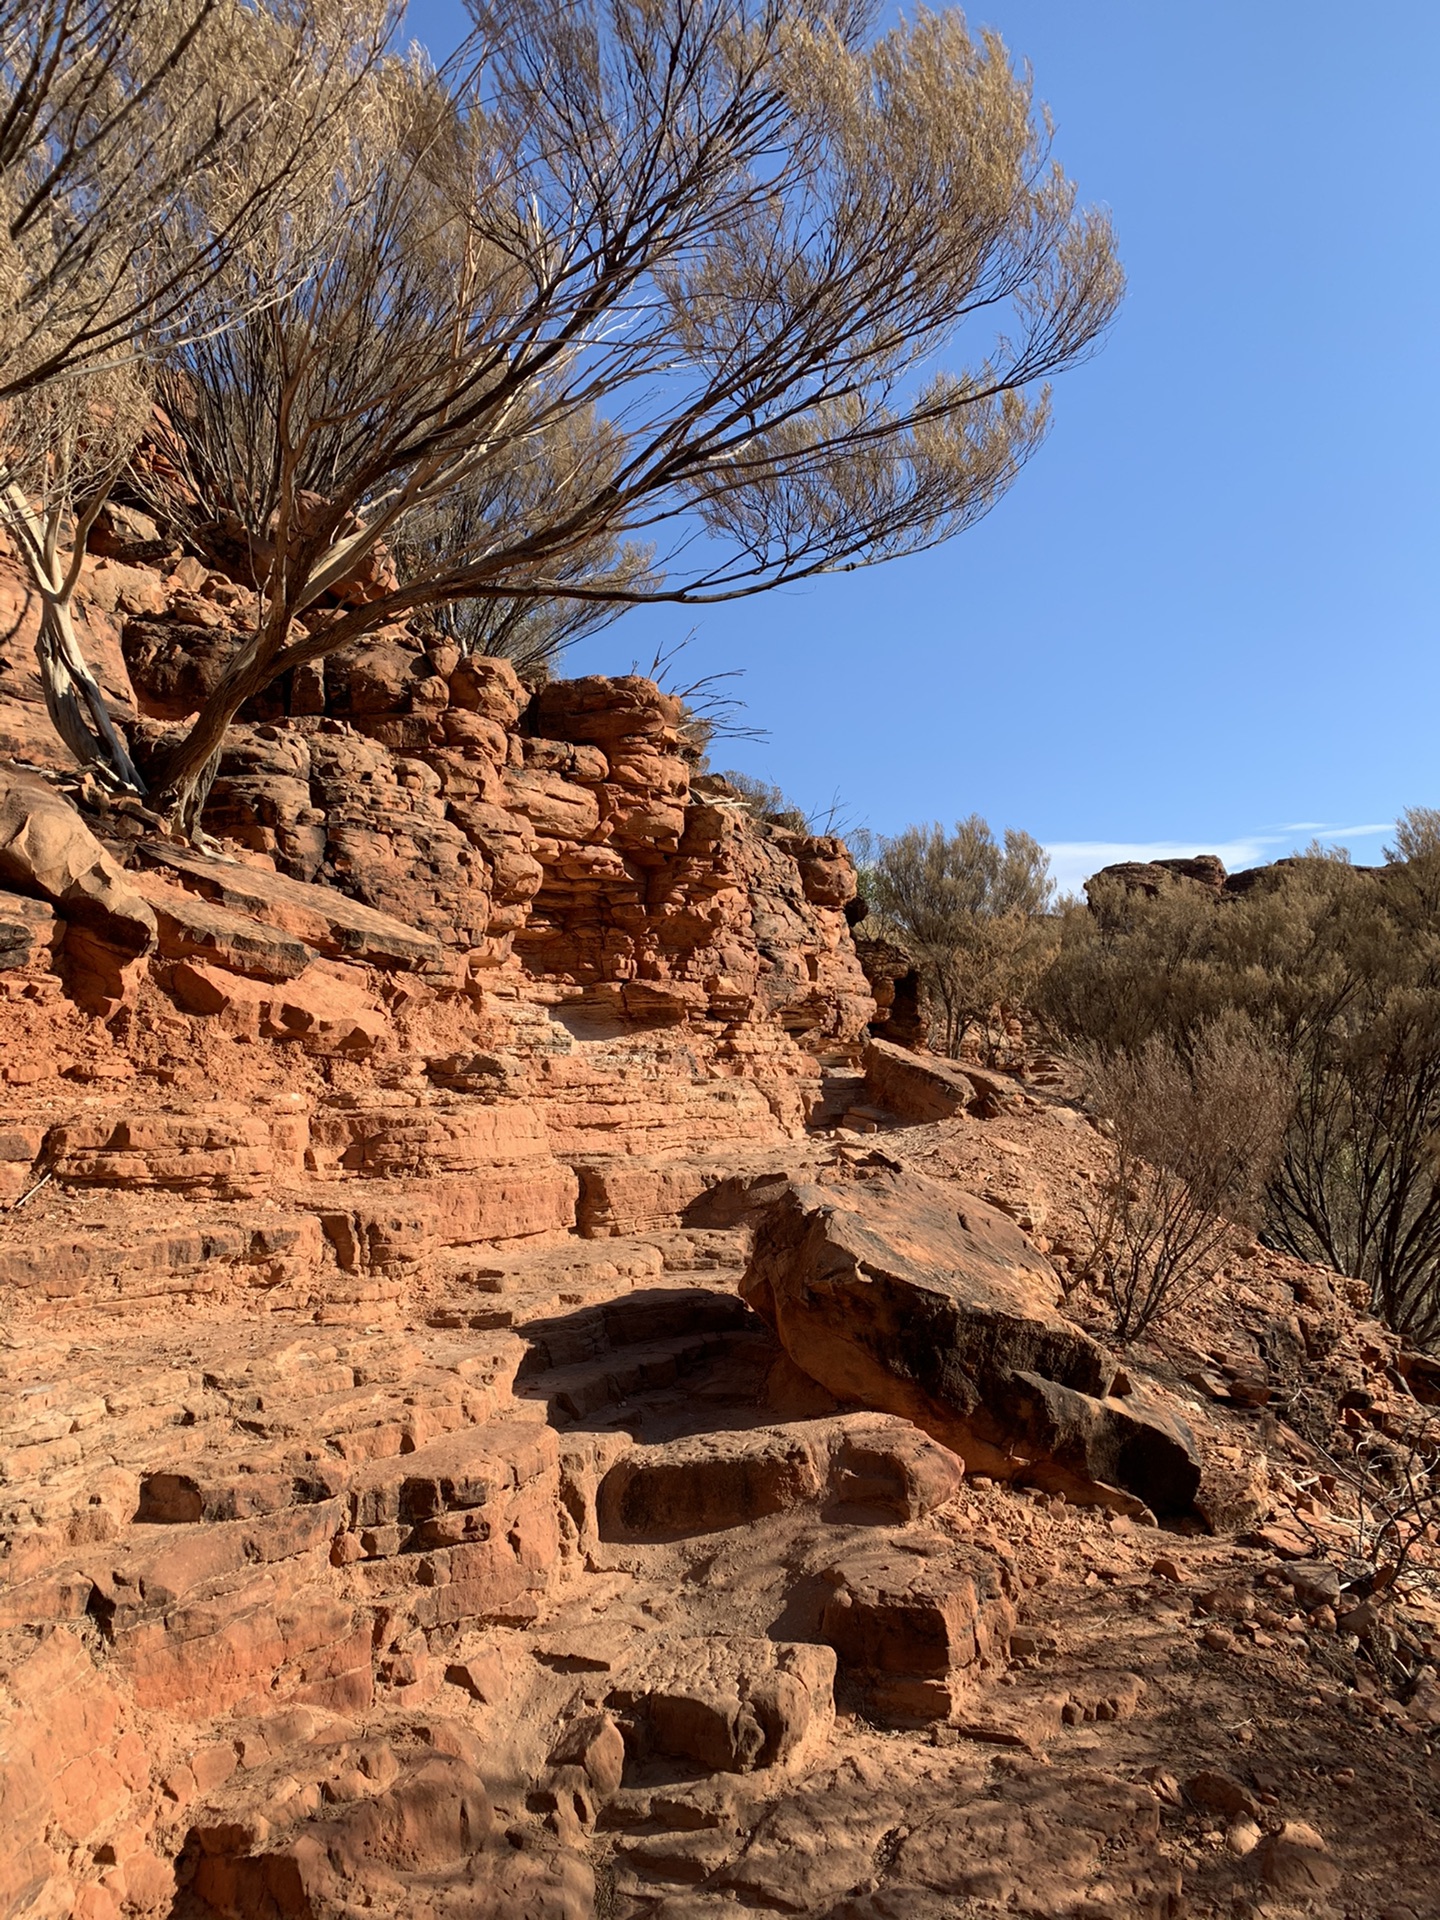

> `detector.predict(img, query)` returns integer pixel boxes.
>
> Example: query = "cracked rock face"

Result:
[740,1168,1202,1515]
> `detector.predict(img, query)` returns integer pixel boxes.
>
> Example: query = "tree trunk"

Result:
[36,597,146,792]
[148,633,271,834]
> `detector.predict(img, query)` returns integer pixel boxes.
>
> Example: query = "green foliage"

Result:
[859,815,1055,1058]
[1040,811,1440,1349]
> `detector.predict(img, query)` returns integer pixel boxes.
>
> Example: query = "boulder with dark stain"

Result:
[740,1169,1201,1516]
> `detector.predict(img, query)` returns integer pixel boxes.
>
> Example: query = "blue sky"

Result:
[403,1,1440,894]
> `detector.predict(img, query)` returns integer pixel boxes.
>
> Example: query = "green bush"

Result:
[858,816,1055,1059]
[1040,814,1440,1350]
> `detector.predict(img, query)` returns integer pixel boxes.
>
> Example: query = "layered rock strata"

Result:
[1,545,1436,1918]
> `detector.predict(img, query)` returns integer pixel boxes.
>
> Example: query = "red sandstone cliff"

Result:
[1,537,1438,1920]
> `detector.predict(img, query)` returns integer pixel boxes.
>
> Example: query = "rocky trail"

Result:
[6,1064,1439,1920]
[1,532,1438,1918]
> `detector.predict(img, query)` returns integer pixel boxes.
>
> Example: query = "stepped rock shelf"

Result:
[1,552,1438,1917]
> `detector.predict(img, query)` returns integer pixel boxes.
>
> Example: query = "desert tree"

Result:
[127,0,1122,830]
[0,367,152,782]
[860,814,1055,1055]
[0,0,393,400]
[1265,840,1440,1350]
[0,0,392,785]
[389,413,658,679]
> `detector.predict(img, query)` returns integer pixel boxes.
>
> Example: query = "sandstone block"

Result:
[115,1846,174,1913]
[793,835,858,908]
[449,653,525,725]
[135,870,313,977]
[51,1110,277,1198]
[828,1420,965,1521]
[1251,1822,1340,1900]
[123,617,233,717]
[191,1754,493,1917]
[603,790,688,851]
[598,1429,827,1538]
[818,1536,1014,1722]
[0,887,60,972]
[141,842,442,969]
[307,1101,550,1178]
[523,736,609,782]
[609,1636,835,1775]
[549,1712,626,1799]
[741,1170,1202,1515]
[1184,1768,1260,1819]
[0,764,156,958]
[504,768,602,840]
[533,674,685,744]
[575,1158,727,1237]
[861,1038,1014,1122]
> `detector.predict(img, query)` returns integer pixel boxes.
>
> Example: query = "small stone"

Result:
[1252,1822,1339,1900]
[189,1742,238,1792]
[445,1650,508,1703]
[549,1712,625,1799]
[1138,1766,1183,1807]
[1185,1769,1261,1819]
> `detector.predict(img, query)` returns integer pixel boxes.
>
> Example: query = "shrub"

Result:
[717,770,811,834]
[1040,817,1440,1350]
[1283,1372,1440,1644]
[1079,1022,1291,1343]
[859,816,1055,1058]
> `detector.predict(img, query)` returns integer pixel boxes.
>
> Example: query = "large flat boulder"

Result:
[0,764,155,956]
[862,1036,1019,1122]
[131,868,313,979]
[140,840,442,970]
[740,1170,1201,1515]
[594,1414,963,1540]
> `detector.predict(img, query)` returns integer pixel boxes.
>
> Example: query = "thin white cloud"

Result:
[1045,821,1397,898]
[1279,820,1394,840]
